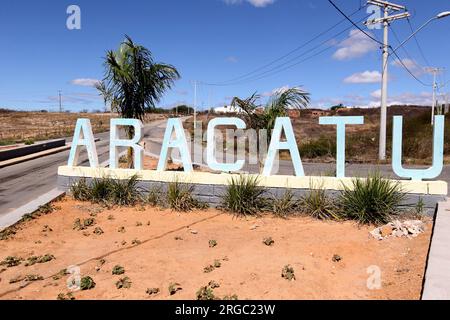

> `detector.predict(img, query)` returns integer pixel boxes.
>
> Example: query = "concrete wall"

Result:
[57,166,447,216]
[0,139,65,161]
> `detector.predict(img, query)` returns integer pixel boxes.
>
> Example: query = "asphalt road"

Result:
[0,118,169,217]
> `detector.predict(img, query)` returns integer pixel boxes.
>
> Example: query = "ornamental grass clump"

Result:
[221,175,266,216]
[167,180,206,212]
[339,173,405,225]
[299,185,340,220]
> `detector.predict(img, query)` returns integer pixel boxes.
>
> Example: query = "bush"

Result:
[70,175,142,206]
[299,185,340,220]
[167,180,207,211]
[24,139,35,145]
[221,175,266,216]
[268,190,298,218]
[339,173,405,225]
[299,136,336,159]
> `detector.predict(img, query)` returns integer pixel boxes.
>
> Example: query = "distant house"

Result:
[213,105,243,114]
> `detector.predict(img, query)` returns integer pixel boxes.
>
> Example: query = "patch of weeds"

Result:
[300,183,340,220]
[0,228,16,241]
[118,226,126,233]
[208,280,220,289]
[196,286,216,300]
[57,293,75,300]
[208,240,218,248]
[80,276,96,290]
[263,237,275,246]
[332,254,342,262]
[339,173,405,225]
[167,180,208,212]
[70,178,91,202]
[0,256,23,268]
[42,225,53,233]
[223,294,238,300]
[112,265,125,275]
[147,187,161,207]
[146,288,160,296]
[115,277,132,289]
[131,239,142,245]
[53,269,68,280]
[213,260,222,268]
[107,214,115,221]
[221,175,266,216]
[121,240,127,246]
[25,274,44,282]
[73,218,95,231]
[25,254,55,266]
[168,282,182,295]
[109,175,142,206]
[203,265,215,273]
[269,190,298,218]
[135,221,143,227]
[281,265,296,281]
[93,227,104,235]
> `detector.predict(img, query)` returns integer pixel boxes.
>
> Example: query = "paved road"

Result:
[0,118,170,217]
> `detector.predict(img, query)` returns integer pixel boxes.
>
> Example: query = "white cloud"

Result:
[344,71,382,84]
[333,29,378,60]
[391,58,424,75]
[370,89,381,99]
[226,56,238,63]
[70,78,101,87]
[223,0,275,8]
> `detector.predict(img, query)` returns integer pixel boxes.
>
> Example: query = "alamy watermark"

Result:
[66,5,81,30]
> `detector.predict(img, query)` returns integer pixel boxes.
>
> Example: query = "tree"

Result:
[231,87,310,136]
[97,35,180,167]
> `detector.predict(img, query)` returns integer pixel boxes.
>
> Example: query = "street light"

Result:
[391,11,450,55]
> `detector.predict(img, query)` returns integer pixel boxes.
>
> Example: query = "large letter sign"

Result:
[392,115,445,181]
[263,117,304,177]
[207,117,246,172]
[319,116,364,178]
[110,118,144,170]
[68,119,98,167]
[157,118,193,172]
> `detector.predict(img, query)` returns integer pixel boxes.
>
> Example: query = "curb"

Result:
[422,199,450,299]
[0,188,65,231]
[0,145,71,169]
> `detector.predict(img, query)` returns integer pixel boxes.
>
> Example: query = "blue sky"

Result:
[0,0,449,112]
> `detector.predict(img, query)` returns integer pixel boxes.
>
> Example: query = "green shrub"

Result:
[300,186,340,220]
[70,178,91,201]
[299,136,336,158]
[24,139,35,145]
[80,276,96,290]
[268,190,298,218]
[339,173,405,225]
[167,180,206,211]
[221,175,266,216]
[89,178,113,203]
[109,176,141,206]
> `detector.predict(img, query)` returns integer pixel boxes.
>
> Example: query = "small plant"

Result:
[93,227,104,235]
[25,274,44,282]
[167,180,206,211]
[73,218,96,231]
[168,282,182,295]
[109,175,141,206]
[281,265,296,281]
[112,265,125,275]
[208,280,220,289]
[24,138,35,145]
[53,269,69,280]
[131,239,142,245]
[339,173,405,225]
[300,184,340,220]
[57,293,75,300]
[70,178,91,201]
[108,214,115,220]
[115,277,132,289]
[135,221,143,227]
[263,237,275,246]
[223,294,239,300]
[221,175,266,216]
[0,228,16,241]
[269,190,298,218]
[147,187,161,206]
[80,276,96,290]
[208,240,218,248]
[332,254,342,262]
[196,286,216,300]
[146,288,160,296]
[25,254,55,266]
[415,198,425,216]
[0,256,22,268]
[203,265,215,273]
[213,260,222,268]
[118,226,126,233]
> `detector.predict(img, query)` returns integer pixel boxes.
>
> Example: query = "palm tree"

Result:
[231,87,310,170]
[97,35,180,167]
[231,87,310,135]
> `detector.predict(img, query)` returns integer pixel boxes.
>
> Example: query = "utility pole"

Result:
[365,0,410,161]
[58,90,63,113]
[193,80,197,129]
[425,67,445,125]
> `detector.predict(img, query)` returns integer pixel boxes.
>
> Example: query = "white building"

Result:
[213,105,243,114]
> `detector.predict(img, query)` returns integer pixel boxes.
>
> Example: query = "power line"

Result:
[328,0,383,46]
[202,4,367,86]
[406,17,431,67]
[389,48,432,86]
[202,13,371,86]
[390,25,425,74]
